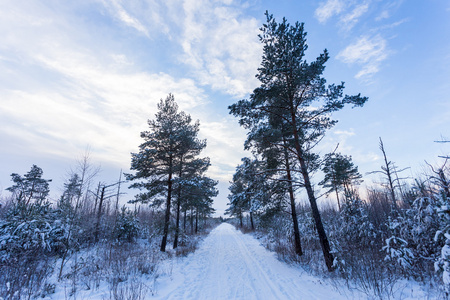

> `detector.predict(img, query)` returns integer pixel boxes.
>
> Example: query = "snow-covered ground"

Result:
[49,222,439,299]
[154,222,356,299]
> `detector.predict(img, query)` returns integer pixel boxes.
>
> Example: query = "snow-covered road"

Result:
[154,223,348,300]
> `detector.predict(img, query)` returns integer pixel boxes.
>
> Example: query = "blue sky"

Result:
[1,0,449,215]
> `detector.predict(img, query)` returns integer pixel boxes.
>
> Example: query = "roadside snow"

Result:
[153,223,351,299]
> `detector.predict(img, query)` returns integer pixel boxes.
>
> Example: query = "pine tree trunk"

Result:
[250,211,254,230]
[283,143,303,256]
[173,197,181,249]
[190,208,194,234]
[298,154,334,271]
[333,173,341,211]
[160,158,173,252]
[183,209,187,231]
[335,187,341,211]
[173,161,183,249]
[94,186,105,243]
[195,208,198,234]
[290,108,333,271]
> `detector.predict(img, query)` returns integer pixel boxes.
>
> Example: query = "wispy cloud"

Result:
[178,0,261,97]
[337,35,389,79]
[315,0,345,23]
[101,0,150,36]
[0,0,255,189]
[98,0,262,98]
[340,3,369,30]
[315,0,371,31]
[376,0,405,21]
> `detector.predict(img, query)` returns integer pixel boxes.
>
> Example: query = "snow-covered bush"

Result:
[383,235,414,270]
[114,206,139,243]
[434,191,450,293]
[0,200,60,299]
[330,193,378,268]
[0,201,62,255]
[383,196,441,279]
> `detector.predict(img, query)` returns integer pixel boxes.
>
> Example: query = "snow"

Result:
[153,223,350,299]
[46,222,438,299]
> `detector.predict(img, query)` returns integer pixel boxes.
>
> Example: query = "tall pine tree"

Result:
[127,94,209,252]
[229,12,367,271]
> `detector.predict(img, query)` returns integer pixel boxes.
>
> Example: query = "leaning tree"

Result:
[229,12,368,271]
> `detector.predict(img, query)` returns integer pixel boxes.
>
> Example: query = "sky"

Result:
[1,0,449,216]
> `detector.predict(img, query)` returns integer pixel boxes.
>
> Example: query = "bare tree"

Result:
[367,138,409,209]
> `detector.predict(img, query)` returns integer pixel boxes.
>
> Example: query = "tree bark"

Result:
[173,159,183,249]
[298,155,334,270]
[183,208,187,231]
[283,142,303,256]
[94,186,105,243]
[190,207,194,234]
[333,173,341,211]
[160,157,173,252]
[173,197,181,249]
[195,208,199,234]
[290,106,333,271]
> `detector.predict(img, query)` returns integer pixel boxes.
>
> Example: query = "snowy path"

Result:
[154,223,349,300]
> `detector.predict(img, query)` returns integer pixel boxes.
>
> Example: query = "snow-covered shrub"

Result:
[114,206,139,243]
[330,193,378,269]
[0,201,59,299]
[434,191,450,293]
[339,193,377,247]
[0,201,60,255]
[63,242,160,298]
[383,235,414,271]
[384,196,441,279]
[327,192,397,298]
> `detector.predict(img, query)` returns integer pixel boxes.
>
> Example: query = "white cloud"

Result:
[334,130,356,137]
[177,0,261,97]
[337,35,389,79]
[376,10,390,21]
[97,0,262,98]
[376,0,405,21]
[0,0,259,195]
[199,117,247,181]
[315,1,371,31]
[315,0,345,23]
[340,3,369,30]
[101,0,150,36]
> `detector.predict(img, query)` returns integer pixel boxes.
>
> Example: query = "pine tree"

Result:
[173,157,212,248]
[126,94,210,251]
[227,158,262,230]
[7,165,52,205]
[319,153,363,211]
[171,120,209,248]
[229,12,367,271]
